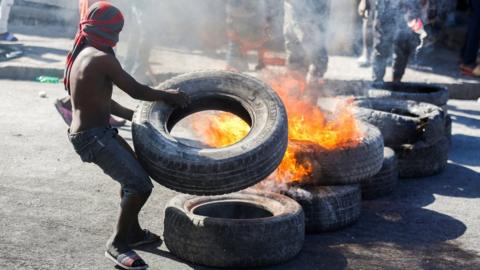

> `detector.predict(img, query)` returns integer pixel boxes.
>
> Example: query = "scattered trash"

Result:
[0,44,23,62]
[36,76,60,84]
[38,91,47,98]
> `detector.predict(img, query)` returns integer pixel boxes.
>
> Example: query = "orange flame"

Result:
[191,71,363,184]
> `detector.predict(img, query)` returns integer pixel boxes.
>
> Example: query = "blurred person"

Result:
[363,0,427,84]
[284,0,331,97]
[225,0,272,71]
[0,0,17,41]
[65,2,188,269]
[460,0,480,77]
[121,0,156,84]
[358,0,373,67]
[55,0,126,127]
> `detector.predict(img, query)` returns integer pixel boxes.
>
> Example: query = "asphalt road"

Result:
[0,80,479,269]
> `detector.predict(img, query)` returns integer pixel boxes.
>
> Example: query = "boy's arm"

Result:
[99,54,189,106]
[110,100,134,121]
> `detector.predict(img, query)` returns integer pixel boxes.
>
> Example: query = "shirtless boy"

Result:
[65,2,188,269]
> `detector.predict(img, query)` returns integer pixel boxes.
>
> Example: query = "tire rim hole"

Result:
[170,110,251,148]
[192,201,273,219]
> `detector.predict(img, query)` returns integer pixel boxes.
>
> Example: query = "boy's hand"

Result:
[161,88,190,108]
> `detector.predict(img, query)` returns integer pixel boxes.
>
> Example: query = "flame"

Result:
[191,71,363,184]
[191,111,250,148]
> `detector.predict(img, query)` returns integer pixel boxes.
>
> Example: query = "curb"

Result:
[0,65,478,100]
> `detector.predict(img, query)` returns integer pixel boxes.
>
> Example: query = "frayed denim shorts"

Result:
[68,127,153,196]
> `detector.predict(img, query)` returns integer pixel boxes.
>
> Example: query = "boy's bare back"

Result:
[69,46,188,133]
[69,46,115,132]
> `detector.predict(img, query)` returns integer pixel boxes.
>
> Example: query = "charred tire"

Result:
[354,98,445,147]
[132,71,288,195]
[361,147,398,200]
[283,185,361,232]
[163,190,305,268]
[396,136,449,179]
[367,82,449,108]
[315,122,384,185]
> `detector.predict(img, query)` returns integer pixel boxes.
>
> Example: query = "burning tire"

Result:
[360,147,398,200]
[354,98,445,147]
[367,82,449,110]
[314,122,384,185]
[283,185,361,232]
[163,190,304,268]
[396,136,449,179]
[132,71,288,195]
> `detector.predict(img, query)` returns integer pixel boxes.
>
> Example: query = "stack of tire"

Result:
[282,121,391,233]
[354,82,450,179]
[133,71,306,268]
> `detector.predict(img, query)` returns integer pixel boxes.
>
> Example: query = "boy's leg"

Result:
[69,128,155,267]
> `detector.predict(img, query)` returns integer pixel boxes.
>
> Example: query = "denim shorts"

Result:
[68,127,153,196]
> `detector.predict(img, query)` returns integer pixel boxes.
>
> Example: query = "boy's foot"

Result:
[106,242,148,270]
[0,32,18,42]
[129,229,161,248]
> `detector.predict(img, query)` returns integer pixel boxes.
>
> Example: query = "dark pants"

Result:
[284,0,331,77]
[461,0,480,66]
[372,0,418,82]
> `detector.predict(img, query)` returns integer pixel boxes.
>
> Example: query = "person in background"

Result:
[358,0,373,67]
[283,0,331,100]
[54,0,126,127]
[0,0,17,41]
[120,0,156,85]
[460,0,480,77]
[225,0,272,71]
[362,0,427,84]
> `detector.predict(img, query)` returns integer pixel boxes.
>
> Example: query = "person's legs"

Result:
[284,1,308,75]
[107,190,151,254]
[0,0,17,41]
[461,0,480,66]
[308,0,330,81]
[358,17,372,66]
[372,0,397,83]
[69,127,155,268]
[392,30,416,82]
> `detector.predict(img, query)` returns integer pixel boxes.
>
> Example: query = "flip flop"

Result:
[54,99,73,125]
[129,230,161,248]
[105,250,148,270]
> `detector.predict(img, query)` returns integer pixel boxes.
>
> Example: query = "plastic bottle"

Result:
[36,76,60,84]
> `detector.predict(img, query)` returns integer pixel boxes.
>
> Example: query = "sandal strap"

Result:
[118,251,142,267]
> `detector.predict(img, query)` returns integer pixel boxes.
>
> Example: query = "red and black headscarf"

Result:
[64,1,124,93]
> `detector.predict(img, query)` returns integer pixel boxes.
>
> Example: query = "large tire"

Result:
[163,190,305,268]
[283,185,361,232]
[367,82,449,109]
[132,71,288,195]
[354,98,445,147]
[361,147,398,200]
[314,122,384,185]
[395,136,449,179]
